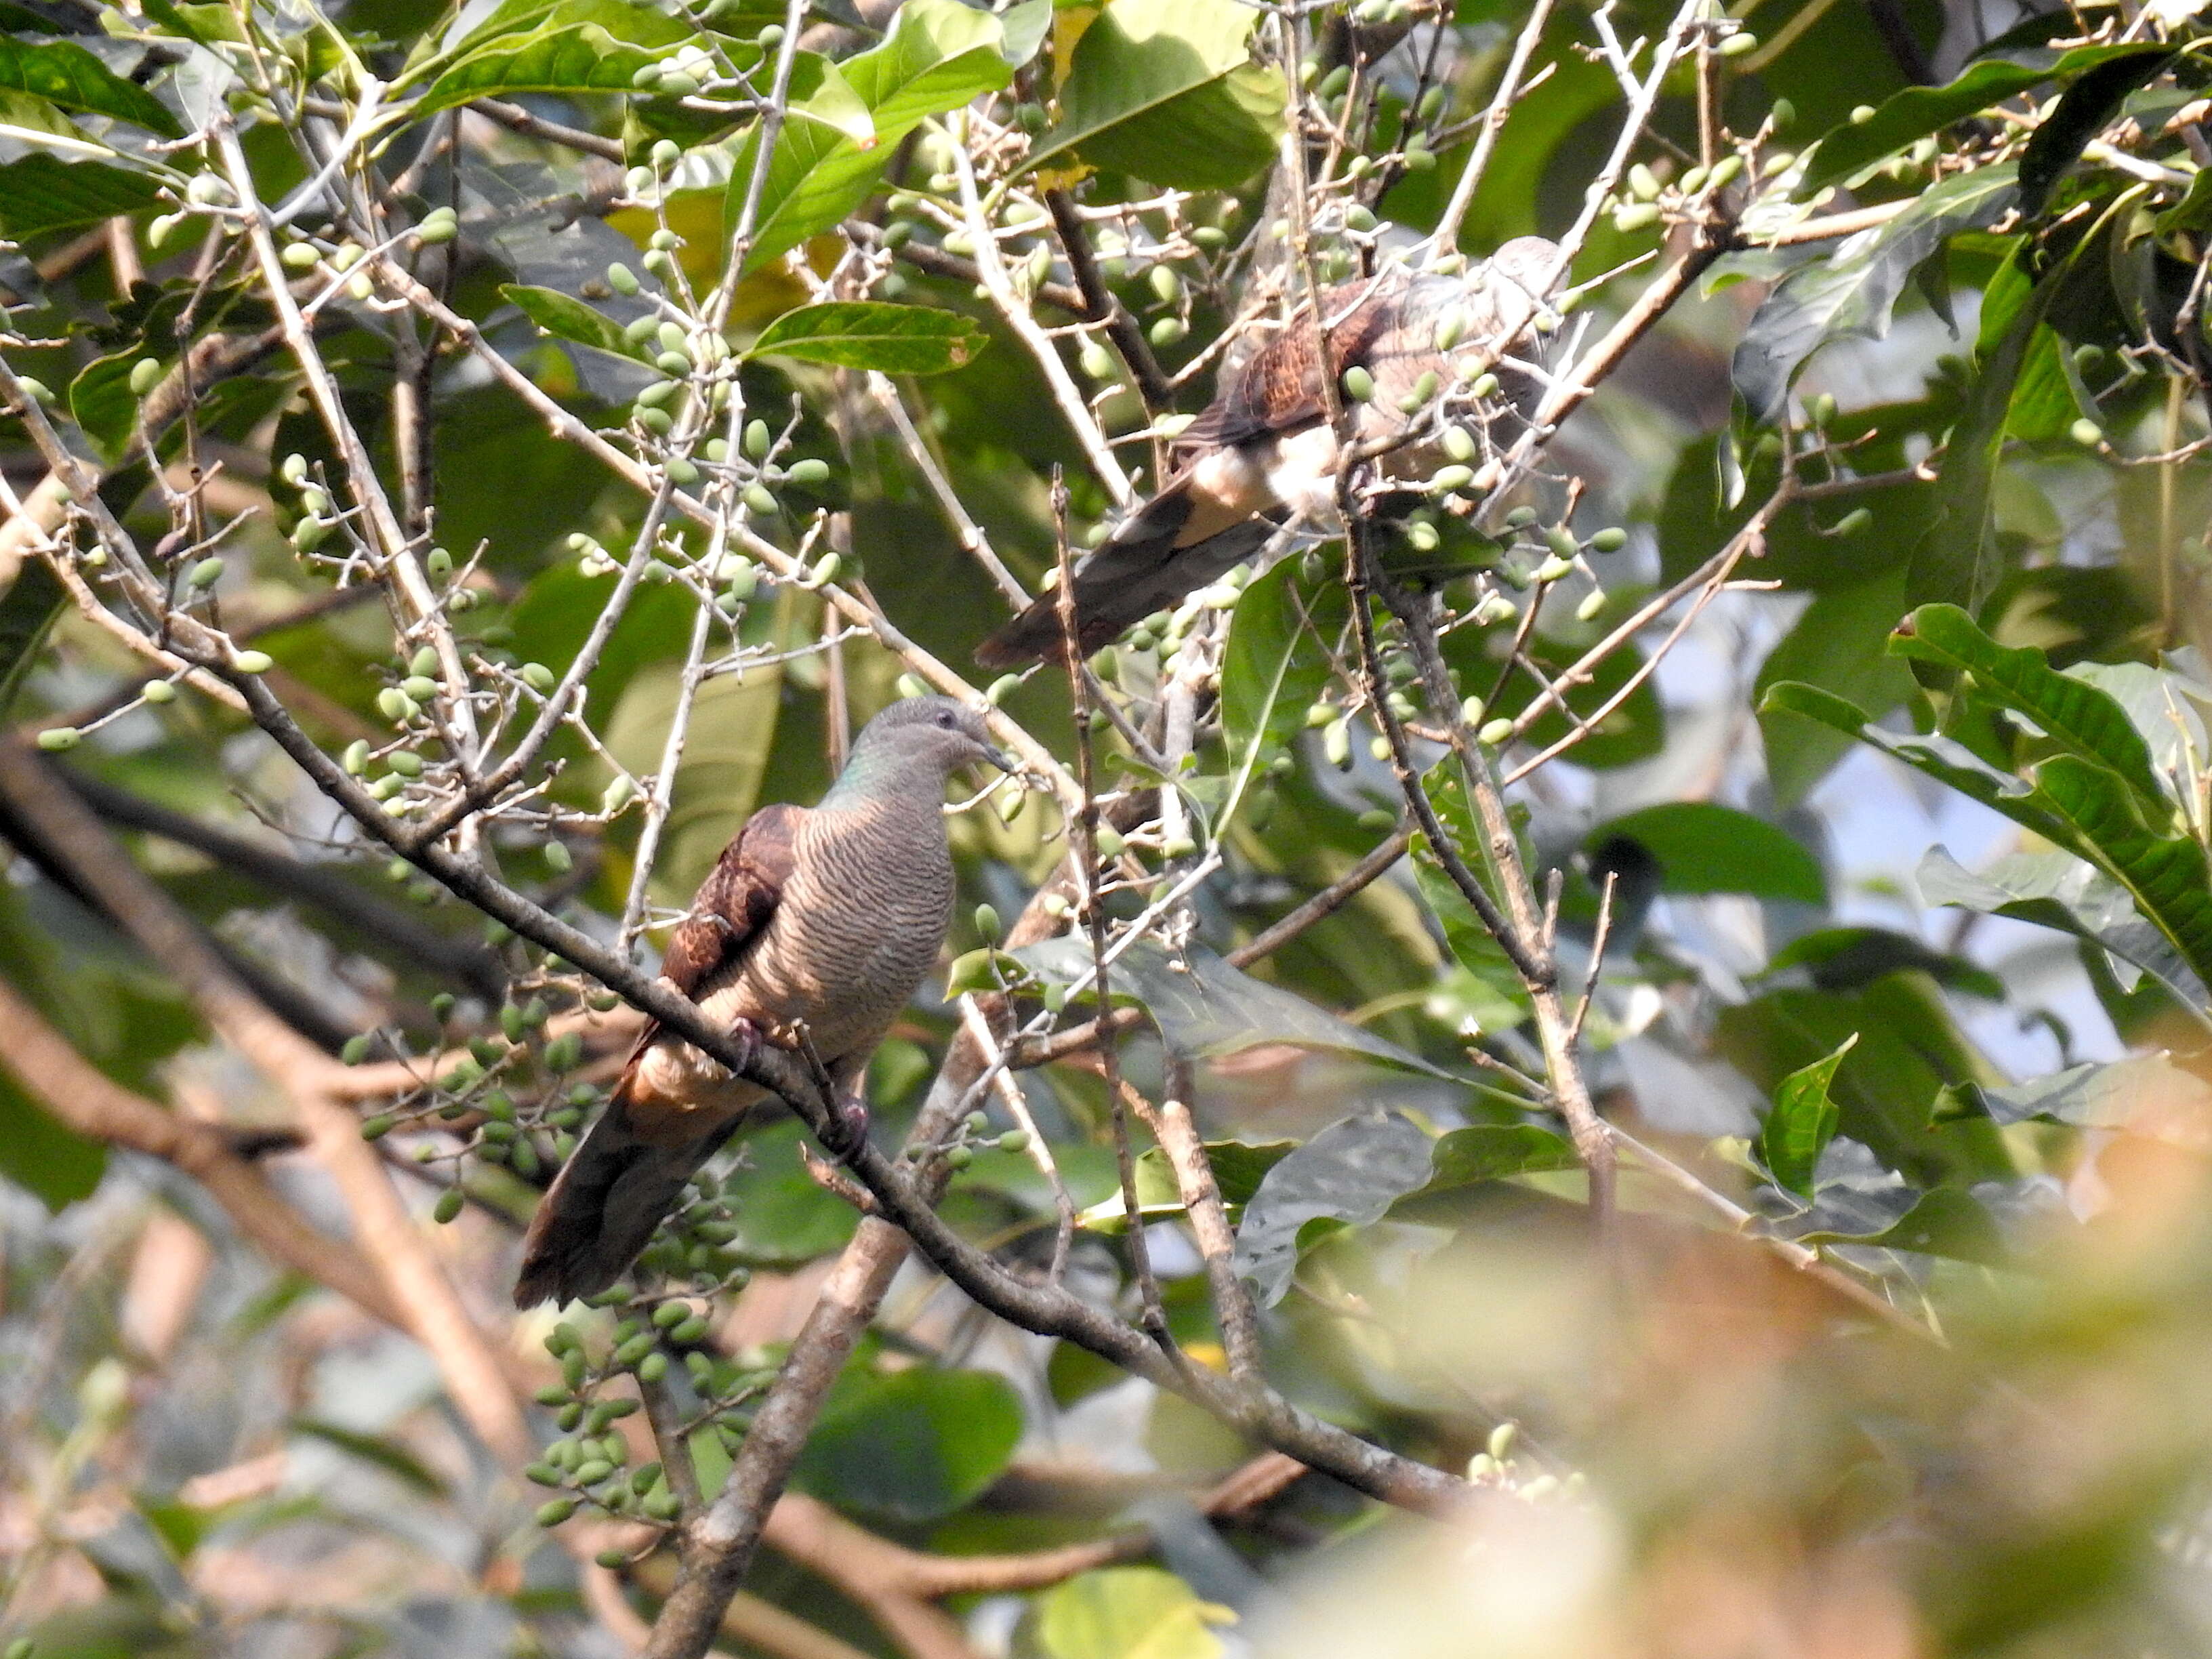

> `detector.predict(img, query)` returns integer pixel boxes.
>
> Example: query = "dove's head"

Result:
[843,697,1014,791]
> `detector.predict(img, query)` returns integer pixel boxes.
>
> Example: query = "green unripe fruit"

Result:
[1429,464,1475,494]
[669,1316,708,1344]
[743,419,771,459]
[536,1499,577,1528]
[361,1114,395,1140]
[946,1144,974,1170]
[1628,163,1661,201]
[665,457,700,486]
[1079,342,1116,380]
[376,688,413,723]
[342,1033,373,1065]
[527,1462,564,1487]
[387,750,424,778]
[1591,527,1628,552]
[35,727,79,752]
[282,241,323,269]
[1832,507,1873,537]
[787,457,831,485]
[545,1031,584,1071]
[2070,418,2102,447]
[653,1300,689,1328]
[293,517,329,552]
[1478,716,1515,745]
[1719,29,1758,56]
[636,406,674,435]
[997,1129,1029,1153]
[1708,155,1742,188]
[1342,366,1374,401]
[129,357,161,396]
[434,1189,465,1224]
[142,678,176,705]
[743,483,778,517]
[401,676,438,703]
[544,840,573,874]
[974,903,1000,939]
[1576,588,1607,621]
[1399,369,1440,412]
[615,1334,658,1368]
[573,1459,615,1486]
[1323,717,1352,769]
[415,210,457,246]
[1614,201,1661,232]
[1149,316,1187,347]
[1443,425,1477,463]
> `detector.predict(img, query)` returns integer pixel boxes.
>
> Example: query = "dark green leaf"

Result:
[1129,1138,1296,1210]
[1889,603,2169,812]
[1755,570,1917,806]
[1761,1035,1854,1200]
[1232,1108,1434,1307]
[1802,1185,2009,1265]
[1027,0,1285,190]
[794,1366,1023,1520]
[0,558,65,718]
[2018,47,2173,217]
[1034,1568,1229,1659]
[0,153,160,239]
[499,283,650,363]
[1802,43,2169,194]
[1906,253,2062,613]
[749,301,987,374]
[1221,558,1348,767]
[0,38,180,136]
[710,1120,857,1266]
[1732,165,2017,421]
[1584,802,1826,904]
[1420,1123,1577,1190]
[0,1068,106,1211]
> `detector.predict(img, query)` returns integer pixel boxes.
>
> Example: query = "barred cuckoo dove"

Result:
[975,237,1559,668]
[514,697,1010,1307]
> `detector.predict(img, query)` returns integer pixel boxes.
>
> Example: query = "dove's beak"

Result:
[981,743,1016,775]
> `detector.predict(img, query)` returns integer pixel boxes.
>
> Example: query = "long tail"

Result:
[975,474,1279,669]
[512,1080,735,1307]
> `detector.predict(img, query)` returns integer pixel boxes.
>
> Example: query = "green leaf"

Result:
[1755,570,1917,806]
[1420,1123,1578,1190]
[1801,1185,2009,1265]
[499,283,650,363]
[0,558,66,718]
[0,1067,106,1211]
[1026,0,1285,189]
[1732,164,2017,421]
[1916,845,2209,1017]
[1948,1055,2212,1151]
[1889,603,2169,813]
[1584,802,1826,904]
[1801,43,2168,194]
[748,301,986,373]
[1035,1568,1232,1659]
[1759,681,2075,844]
[417,0,698,113]
[1715,977,2011,1187]
[1221,558,1349,767]
[1760,1035,1854,1200]
[2018,46,2173,217]
[730,0,1016,272]
[1231,1108,1434,1307]
[289,1417,449,1496]
[0,152,160,239]
[1015,935,1458,1080]
[713,1121,859,1265]
[2032,754,2212,996]
[1906,250,2065,614]
[0,37,181,136]
[68,347,146,463]
[1130,1138,1295,1210]
[794,1366,1023,1521]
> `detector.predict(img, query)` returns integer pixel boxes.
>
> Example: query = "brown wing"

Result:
[1185,275,1410,452]
[631,802,806,1046]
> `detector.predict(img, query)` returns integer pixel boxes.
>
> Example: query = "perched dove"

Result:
[514,697,1010,1307]
[975,237,1558,668]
